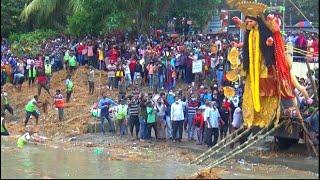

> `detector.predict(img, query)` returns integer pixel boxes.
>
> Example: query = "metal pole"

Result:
[240,12,243,41]
[282,0,285,33]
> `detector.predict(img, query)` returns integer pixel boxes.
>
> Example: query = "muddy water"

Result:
[2,137,319,179]
[1,140,198,179]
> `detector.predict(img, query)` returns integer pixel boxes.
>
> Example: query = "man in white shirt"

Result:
[204,102,221,147]
[170,96,185,142]
[230,102,244,149]
[123,60,132,88]
[215,36,222,52]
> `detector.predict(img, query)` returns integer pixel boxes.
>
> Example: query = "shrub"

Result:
[8,29,58,57]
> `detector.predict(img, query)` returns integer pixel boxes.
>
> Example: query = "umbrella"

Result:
[294,21,312,28]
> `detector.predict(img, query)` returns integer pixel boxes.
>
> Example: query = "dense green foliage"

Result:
[4,0,222,37]
[9,29,58,57]
[1,0,318,38]
[1,0,30,37]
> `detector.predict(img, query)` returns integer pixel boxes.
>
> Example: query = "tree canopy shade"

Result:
[17,0,222,36]
[1,0,30,37]
[1,0,318,38]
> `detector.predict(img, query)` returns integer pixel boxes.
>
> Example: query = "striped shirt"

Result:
[128,102,139,116]
[187,100,199,116]
[34,57,43,69]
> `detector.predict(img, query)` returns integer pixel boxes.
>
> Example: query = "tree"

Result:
[19,0,84,30]
[1,0,30,37]
[18,0,222,36]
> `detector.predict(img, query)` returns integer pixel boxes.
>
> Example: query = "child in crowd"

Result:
[193,108,204,145]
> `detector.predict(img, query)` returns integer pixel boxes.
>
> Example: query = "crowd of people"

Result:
[1,28,318,147]
[284,31,319,62]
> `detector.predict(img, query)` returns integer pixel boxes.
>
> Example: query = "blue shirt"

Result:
[202,93,212,104]
[99,98,117,116]
[305,111,319,133]
[167,94,175,106]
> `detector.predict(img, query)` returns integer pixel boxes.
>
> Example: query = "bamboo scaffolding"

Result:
[206,127,268,167]
[191,127,251,165]
[292,100,319,157]
[285,45,319,56]
[305,57,319,104]
[207,121,286,170]
[190,126,245,164]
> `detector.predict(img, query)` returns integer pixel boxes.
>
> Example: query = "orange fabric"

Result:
[55,99,65,108]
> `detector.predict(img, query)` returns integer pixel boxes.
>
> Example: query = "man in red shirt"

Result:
[193,108,204,145]
[77,42,85,66]
[37,70,51,97]
[53,89,64,121]
[128,54,137,83]
[108,45,119,64]
[311,36,319,61]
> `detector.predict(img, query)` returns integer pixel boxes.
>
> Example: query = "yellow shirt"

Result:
[98,49,104,61]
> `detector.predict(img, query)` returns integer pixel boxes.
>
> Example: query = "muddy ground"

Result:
[2,67,319,179]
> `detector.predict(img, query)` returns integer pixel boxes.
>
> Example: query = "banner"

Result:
[192,60,203,73]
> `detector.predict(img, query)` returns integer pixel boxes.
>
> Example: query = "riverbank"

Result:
[1,67,318,179]
[2,132,319,179]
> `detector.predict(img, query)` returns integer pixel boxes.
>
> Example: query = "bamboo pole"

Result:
[305,56,319,104]
[284,45,319,56]
[287,0,316,30]
[206,127,267,167]
[207,121,285,170]
[192,127,251,165]
[190,126,245,164]
[64,113,91,124]
[292,99,319,157]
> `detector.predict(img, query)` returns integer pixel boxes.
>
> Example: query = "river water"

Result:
[1,140,198,179]
[2,137,318,179]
